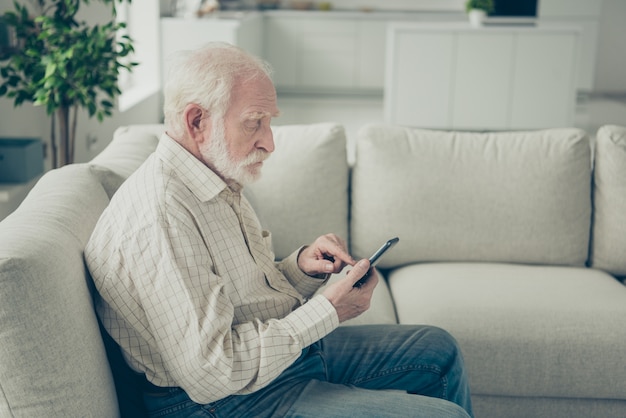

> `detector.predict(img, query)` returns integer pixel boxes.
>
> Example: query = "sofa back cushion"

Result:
[590,125,626,276]
[90,124,163,178]
[0,164,123,417]
[351,124,592,268]
[245,123,350,260]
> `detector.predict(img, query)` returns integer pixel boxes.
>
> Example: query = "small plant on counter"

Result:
[465,0,495,14]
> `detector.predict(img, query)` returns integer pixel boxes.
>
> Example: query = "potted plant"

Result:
[0,0,135,168]
[465,0,494,27]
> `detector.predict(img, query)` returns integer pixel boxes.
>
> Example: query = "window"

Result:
[117,0,160,112]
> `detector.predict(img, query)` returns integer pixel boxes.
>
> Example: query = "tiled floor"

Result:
[274,92,626,164]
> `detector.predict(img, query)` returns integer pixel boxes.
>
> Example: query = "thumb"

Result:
[348,259,370,285]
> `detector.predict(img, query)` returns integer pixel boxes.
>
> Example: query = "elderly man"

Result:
[85,42,473,418]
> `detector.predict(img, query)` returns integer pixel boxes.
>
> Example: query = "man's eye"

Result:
[245,120,261,130]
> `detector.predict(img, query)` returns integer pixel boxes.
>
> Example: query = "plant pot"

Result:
[468,9,487,27]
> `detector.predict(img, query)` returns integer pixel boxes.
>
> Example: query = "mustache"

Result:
[242,150,270,166]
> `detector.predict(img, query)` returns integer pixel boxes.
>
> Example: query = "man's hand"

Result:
[298,234,355,276]
[322,259,379,323]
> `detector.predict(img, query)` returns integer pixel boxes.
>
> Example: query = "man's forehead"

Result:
[233,75,279,116]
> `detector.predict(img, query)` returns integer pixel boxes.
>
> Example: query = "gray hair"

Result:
[163,42,273,138]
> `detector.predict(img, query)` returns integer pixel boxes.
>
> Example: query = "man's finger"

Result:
[348,259,370,285]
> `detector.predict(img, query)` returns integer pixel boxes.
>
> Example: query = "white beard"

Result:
[199,119,268,185]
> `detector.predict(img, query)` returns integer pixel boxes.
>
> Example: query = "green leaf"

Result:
[7,75,20,86]
[0,0,135,132]
[45,62,57,78]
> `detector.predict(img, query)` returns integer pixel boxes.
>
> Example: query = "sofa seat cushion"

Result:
[246,123,350,260]
[351,124,592,268]
[388,263,626,401]
[0,164,123,416]
[591,124,626,276]
[315,268,398,326]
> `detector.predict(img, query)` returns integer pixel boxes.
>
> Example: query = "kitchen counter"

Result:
[262,9,465,21]
[161,8,467,96]
[166,8,465,22]
[180,10,262,20]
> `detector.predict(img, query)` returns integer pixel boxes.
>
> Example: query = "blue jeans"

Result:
[143,325,474,417]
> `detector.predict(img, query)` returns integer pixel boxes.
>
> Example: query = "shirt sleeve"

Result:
[276,247,331,299]
[130,215,338,405]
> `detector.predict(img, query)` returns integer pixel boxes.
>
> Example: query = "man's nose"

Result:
[258,127,275,153]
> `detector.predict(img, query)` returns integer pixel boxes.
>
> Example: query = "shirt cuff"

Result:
[280,247,330,297]
[283,295,339,348]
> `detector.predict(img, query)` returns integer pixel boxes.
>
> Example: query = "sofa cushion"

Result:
[388,263,626,401]
[351,124,592,268]
[315,268,398,326]
[246,123,350,260]
[0,164,122,417]
[590,125,626,276]
[90,124,163,179]
[472,394,626,418]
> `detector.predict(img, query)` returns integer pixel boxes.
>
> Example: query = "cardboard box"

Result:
[0,138,44,183]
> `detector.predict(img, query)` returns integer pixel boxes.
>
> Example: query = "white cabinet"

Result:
[357,20,388,89]
[298,19,358,89]
[160,14,263,86]
[509,33,578,128]
[384,23,580,130]
[263,17,386,93]
[538,0,602,92]
[263,17,296,88]
[452,33,513,129]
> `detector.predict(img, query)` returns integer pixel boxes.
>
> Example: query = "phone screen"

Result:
[354,237,399,287]
[368,237,400,267]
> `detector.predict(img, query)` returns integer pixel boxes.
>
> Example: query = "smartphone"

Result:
[354,237,400,287]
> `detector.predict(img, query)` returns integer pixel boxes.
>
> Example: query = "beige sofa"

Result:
[1,122,625,417]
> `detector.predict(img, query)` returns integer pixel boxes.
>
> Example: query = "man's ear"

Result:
[183,104,209,142]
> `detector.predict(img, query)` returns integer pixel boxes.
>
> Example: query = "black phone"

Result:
[354,237,400,287]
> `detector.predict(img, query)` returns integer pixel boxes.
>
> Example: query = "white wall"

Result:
[537,0,602,92]
[1,1,47,162]
[0,99,46,138]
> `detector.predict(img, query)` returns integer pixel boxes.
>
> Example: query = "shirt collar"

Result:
[156,133,242,202]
